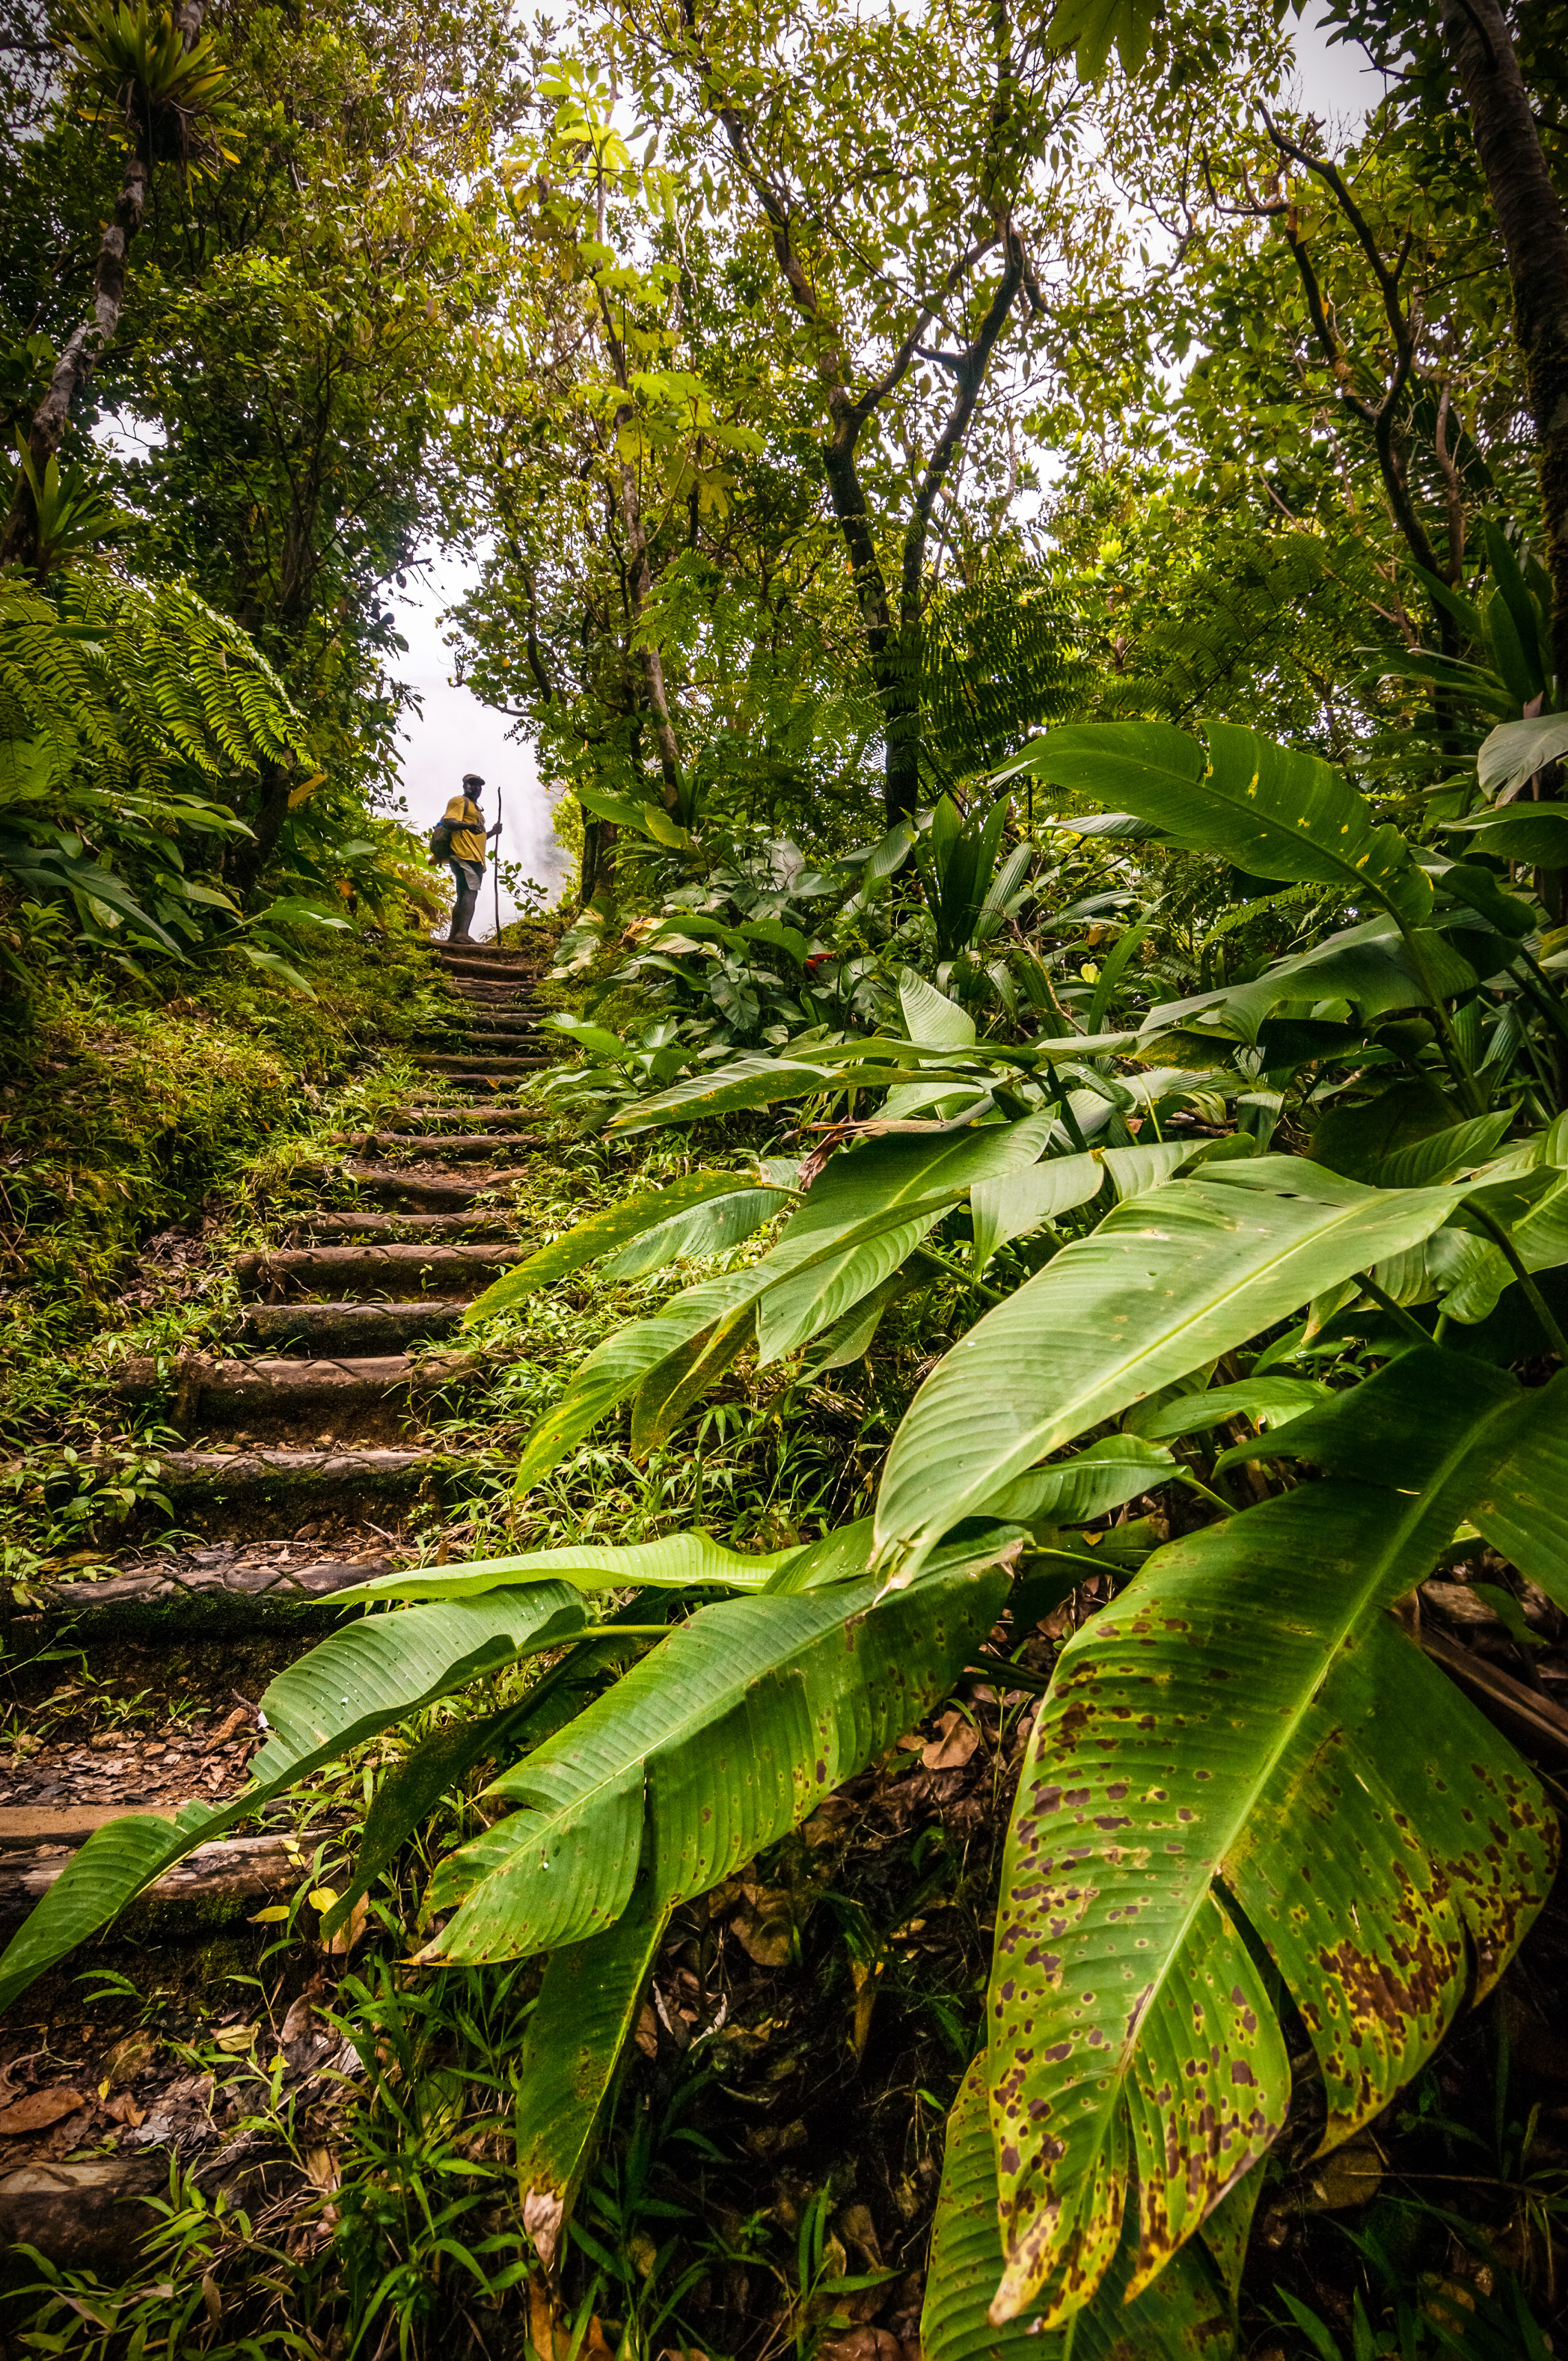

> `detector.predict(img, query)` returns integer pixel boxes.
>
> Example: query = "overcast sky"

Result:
[391,6,1382,931]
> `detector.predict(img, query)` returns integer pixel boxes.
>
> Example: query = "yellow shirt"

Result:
[444,795,487,865]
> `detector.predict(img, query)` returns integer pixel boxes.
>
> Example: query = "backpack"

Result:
[428,815,455,860]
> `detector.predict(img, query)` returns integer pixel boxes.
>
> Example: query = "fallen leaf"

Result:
[304,2146,340,2193]
[836,2202,883,2270]
[0,2086,88,2134]
[730,1886,795,1968]
[201,1706,249,1756]
[634,2002,660,2060]
[327,1894,368,1956]
[100,2032,158,2091]
[278,1993,315,2049]
[102,2093,146,2128]
[212,2023,258,2055]
[919,1709,979,1772]
[527,2275,613,2360]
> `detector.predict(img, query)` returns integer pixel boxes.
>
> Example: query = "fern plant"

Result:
[0,562,313,965]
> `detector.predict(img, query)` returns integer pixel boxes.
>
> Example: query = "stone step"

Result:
[233,1243,521,1299]
[227,1299,471,1353]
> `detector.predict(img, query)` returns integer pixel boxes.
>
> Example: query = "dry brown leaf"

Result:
[100,2033,157,2090]
[101,2093,145,2128]
[524,2187,566,2271]
[634,2002,661,2060]
[731,1886,795,1967]
[278,1993,315,2048]
[0,2086,88,2135]
[327,1894,369,1957]
[919,1709,979,1772]
[528,2278,613,2360]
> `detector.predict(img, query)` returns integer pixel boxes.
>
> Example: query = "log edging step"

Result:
[235,1243,522,1297]
[115,1350,483,1412]
[10,1554,392,1639]
[0,1831,310,1935]
[229,1300,472,1352]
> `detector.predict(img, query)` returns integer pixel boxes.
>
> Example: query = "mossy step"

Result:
[233,1242,521,1298]
[289,1212,517,1241]
[10,1552,384,1638]
[228,1300,471,1352]
[116,1350,482,1413]
[357,1130,539,1161]
[410,1053,551,1076]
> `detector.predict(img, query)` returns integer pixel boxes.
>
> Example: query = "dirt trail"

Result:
[0,940,546,2274]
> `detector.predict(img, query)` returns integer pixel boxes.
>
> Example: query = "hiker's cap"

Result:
[462,771,486,788]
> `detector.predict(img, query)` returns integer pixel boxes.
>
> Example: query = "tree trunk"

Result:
[0,4,205,572]
[1439,0,1568,688]
[229,759,293,898]
[613,450,684,812]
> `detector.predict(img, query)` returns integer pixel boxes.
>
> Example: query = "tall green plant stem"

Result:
[1509,954,1568,1058]
[1359,1273,1442,1350]
[1395,920,1488,1116]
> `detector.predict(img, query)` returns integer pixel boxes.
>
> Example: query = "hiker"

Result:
[428,772,500,943]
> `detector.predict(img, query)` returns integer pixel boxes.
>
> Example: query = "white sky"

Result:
[392,548,572,931]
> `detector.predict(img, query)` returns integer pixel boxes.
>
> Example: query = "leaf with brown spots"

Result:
[512,1891,670,2262]
[923,2056,1261,2361]
[985,1403,1560,2327]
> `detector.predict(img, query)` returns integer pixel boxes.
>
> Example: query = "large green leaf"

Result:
[465,1173,771,1320]
[0,1584,587,2011]
[603,1053,842,1130]
[1469,1369,1568,1607]
[874,1169,1461,1576]
[1246,1352,1568,1614]
[901,968,977,1049]
[979,1435,1174,1527]
[1124,1374,1332,1444]
[1145,925,1476,1047]
[515,1267,759,1490]
[987,1448,1556,2325]
[419,1555,1012,1965]
[923,2057,1258,2361]
[601,1186,794,1279]
[970,1153,1104,1273]
[334,1531,807,1607]
[515,1121,1054,1486]
[1020,721,1427,923]
[511,1890,672,2267]
[756,1206,947,1362]
[1445,1168,1568,1321]
[631,1298,758,1453]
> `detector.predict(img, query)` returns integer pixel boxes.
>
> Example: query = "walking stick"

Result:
[493,792,503,941]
